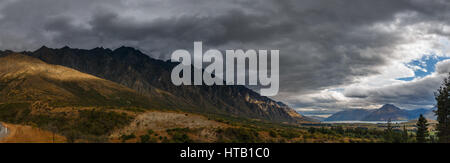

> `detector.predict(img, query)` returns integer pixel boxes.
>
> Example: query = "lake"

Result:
[324,120,408,124]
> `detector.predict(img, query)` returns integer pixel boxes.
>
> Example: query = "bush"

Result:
[120,134,136,142]
[171,133,191,143]
[269,130,278,137]
[279,130,301,139]
[0,103,31,123]
[217,128,261,143]
[74,110,132,136]
[140,135,150,143]
[166,128,193,143]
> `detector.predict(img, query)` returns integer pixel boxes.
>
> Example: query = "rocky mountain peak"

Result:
[35,45,51,52]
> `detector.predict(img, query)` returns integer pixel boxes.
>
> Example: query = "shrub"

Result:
[140,135,151,143]
[279,130,301,139]
[166,128,193,143]
[75,110,132,136]
[120,134,136,142]
[269,130,278,137]
[218,128,261,143]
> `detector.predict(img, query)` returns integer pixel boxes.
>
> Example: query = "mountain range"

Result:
[0,46,313,124]
[324,104,436,121]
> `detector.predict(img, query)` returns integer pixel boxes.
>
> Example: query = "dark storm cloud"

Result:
[87,9,293,45]
[43,7,298,57]
[1,0,450,111]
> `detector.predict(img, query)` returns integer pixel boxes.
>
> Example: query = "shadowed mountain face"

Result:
[325,104,436,121]
[19,46,311,123]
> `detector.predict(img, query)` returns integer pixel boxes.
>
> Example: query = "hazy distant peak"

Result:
[379,104,401,111]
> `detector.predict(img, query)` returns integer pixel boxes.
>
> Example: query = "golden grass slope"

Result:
[0,53,152,107]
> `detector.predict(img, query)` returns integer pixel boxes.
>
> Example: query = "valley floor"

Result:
[0,110,387,143]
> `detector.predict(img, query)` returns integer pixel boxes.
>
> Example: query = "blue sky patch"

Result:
[397,55,450,81]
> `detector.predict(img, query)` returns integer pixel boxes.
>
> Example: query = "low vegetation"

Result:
[0,102,440,143]
[0,103,133,142]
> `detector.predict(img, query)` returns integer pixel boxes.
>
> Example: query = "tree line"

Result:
[364,72,450,143]
[396,72,450,143]
[434,73,450,143]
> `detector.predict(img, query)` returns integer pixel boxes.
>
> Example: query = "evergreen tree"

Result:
[402,125,409,143]
[416,114,429,143]
[384,119,394,142]
[386,119,393,132]
[435,73,450,143]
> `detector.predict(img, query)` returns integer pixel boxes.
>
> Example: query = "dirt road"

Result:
[0,123,66,143]
[0,123,8,140]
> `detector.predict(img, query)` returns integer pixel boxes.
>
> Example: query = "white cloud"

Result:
[291,9,450,113]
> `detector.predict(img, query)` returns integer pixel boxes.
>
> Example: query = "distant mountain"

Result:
[324,109,373,121]
[406,108,429,119]
[305,116,327,122]
[12,46,312,123]
[325,104,436,121]
[423,107,437,120]
[362,104,408,121]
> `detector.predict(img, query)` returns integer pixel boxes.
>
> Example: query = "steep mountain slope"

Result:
[0,53,190,139]
[324,109,373,121]
[0,53,162,108]
[25,46,311,123]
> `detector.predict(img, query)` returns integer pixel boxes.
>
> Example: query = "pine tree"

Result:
[384,119,394,142]
[435,73,450,143]
[416,114,429,143]
[386,119,393,132]
[402,125,409,143]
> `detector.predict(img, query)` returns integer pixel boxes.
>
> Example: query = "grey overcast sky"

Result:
[1,0,450,115]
